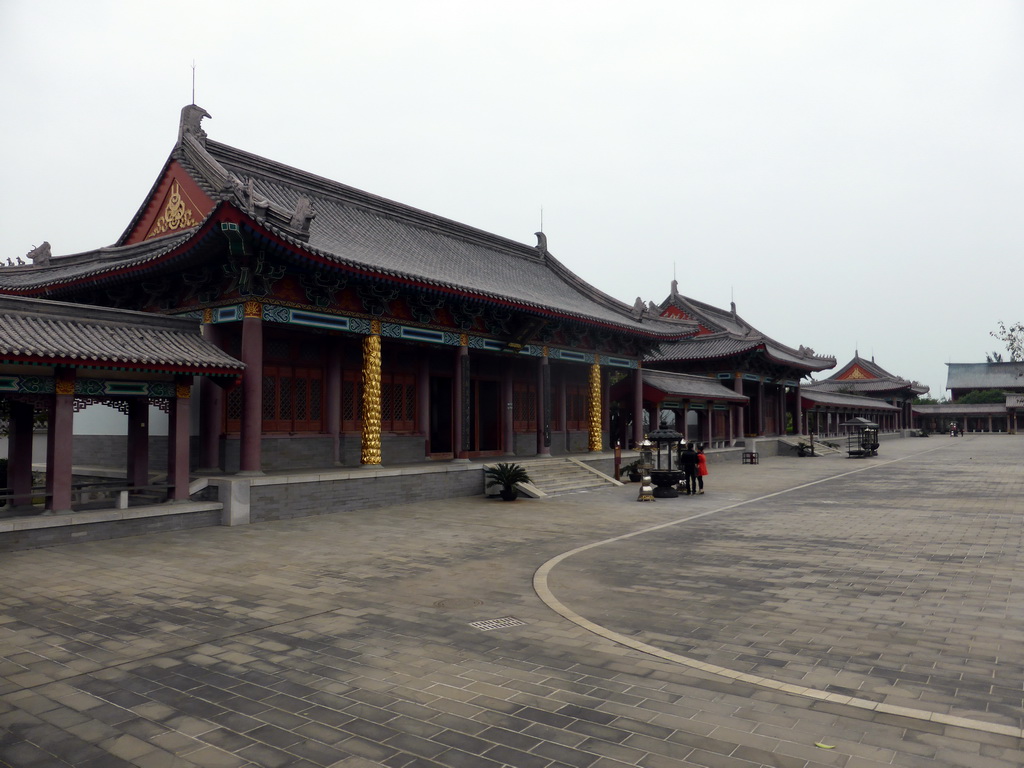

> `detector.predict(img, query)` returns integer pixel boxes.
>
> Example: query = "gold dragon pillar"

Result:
[588,361,603,452]
[360,320,383,465]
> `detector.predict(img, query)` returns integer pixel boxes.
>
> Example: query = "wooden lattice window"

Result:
[341,370,416,433]
[566,384,589,431]
[341,370,363,432]
[383,372,416,432]
[513,381,537,432]
[226,385,243,428]
[262,365,324,432]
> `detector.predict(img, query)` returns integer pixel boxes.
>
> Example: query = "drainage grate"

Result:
[469,616,526,631]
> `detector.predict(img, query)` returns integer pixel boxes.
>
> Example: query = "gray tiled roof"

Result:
[809,377,928,396]
[649,285,835,372]
[0,233,195,293]
[641,370,748,402]
[913,403,1011,416]
[0,295,243,374]
[201,141,693,337]
[829,353,898,380]
[818,354,928,396]
[647,333,835,371]
[800,387,898,410]
[0,109,697,341]
[946,362,1024,390]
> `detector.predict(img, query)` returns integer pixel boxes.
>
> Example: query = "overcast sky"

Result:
[3,1,1022,397]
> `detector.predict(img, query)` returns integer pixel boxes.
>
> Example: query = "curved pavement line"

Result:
[533,447,1023,740]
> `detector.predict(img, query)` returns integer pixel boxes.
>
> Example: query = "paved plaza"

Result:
[1,435,1023,767]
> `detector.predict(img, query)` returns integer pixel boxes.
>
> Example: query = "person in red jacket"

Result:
[696,444,708,494]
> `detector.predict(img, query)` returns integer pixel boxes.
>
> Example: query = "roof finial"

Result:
[191,60,196,105]
[178,104,211,146]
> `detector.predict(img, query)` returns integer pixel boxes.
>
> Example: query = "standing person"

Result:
[679,442,699,495]
[696,444,708,494]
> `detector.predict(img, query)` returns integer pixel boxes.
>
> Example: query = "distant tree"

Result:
[990,321,1024,361]
[956,389,1006,404]
[986,351,1004,363]
[912,396,941,405]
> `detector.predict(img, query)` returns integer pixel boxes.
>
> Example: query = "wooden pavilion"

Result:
[804,352,927,431]
[0,295,242,513]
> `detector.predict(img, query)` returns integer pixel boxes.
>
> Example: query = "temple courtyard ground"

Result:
[1,434,1022,767]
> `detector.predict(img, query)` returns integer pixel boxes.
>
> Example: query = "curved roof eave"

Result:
[244,215,694,340]
[649,334,836,372]
[0,229,202,296]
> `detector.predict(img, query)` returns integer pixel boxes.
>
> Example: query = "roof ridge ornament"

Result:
[289,196,316,234]
[26,242,51,266]
[632,297,647,322]
[178,104,211,146]
[535,231,547,253]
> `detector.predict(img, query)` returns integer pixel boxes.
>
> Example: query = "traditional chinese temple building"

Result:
[0,105,696,481]
[803,352,928,432]
[912,362,1024,434]
[644,282,836,439]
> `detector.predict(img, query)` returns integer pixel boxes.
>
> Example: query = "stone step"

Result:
[492,458,621,498]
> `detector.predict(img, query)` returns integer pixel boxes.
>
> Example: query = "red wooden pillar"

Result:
[46,369,75,512]
[558,369,568,452]
[632,365,644,449]
[502,363,514,456]
[537,354,551,456]
[733,373,745,440]
[199,317,224,471]
[240,301,263,474]
[757,380,766,435]
[168,378,191,501]
[794,384,803,435]
[9,400,35,508]
[453,340,469,460]
[127,398,149,487]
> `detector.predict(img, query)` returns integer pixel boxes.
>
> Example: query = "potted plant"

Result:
[619,459,643,482]
[484,462,532,501]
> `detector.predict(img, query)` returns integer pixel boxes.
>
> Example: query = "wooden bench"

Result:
[742,452,759,465]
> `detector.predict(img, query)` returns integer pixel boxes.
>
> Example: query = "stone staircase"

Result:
[494,457,622,498]
[777,436,842,456]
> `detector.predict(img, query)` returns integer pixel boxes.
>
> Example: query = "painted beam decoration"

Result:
[196,302,640,369]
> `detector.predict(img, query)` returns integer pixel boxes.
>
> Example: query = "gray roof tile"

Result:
[946,362,1024,390]
[641,369,748,402]
[800,387,899,410]
[0,295,243,374]
[650,286,836,372]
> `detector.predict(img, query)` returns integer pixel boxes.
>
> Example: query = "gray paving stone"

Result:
[3,438,1024,767]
